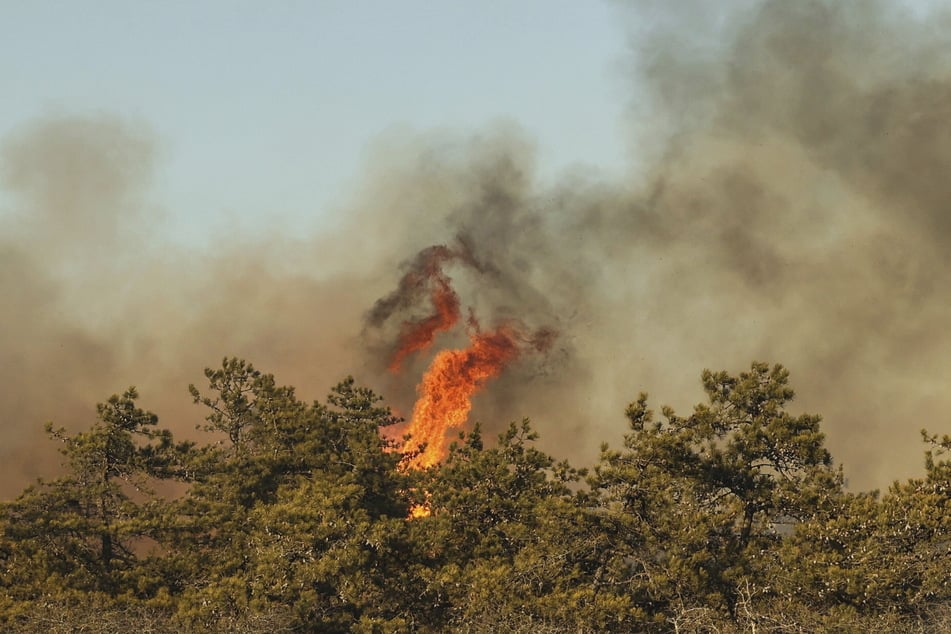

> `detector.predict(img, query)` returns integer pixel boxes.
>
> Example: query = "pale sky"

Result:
[1,1,630,245]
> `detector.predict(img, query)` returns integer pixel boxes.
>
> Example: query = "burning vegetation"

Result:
[4,0,951,630]
[372,242,555,470]
[0,357,948,632]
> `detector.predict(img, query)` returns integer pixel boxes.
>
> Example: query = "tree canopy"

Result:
[1,359,948,632]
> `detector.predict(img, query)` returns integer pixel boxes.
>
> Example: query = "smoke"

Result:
[3,0,951,494]
[0,115,384,497]
[361,0,951,489]
[607,0,951,489]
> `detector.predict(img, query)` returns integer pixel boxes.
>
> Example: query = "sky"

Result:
[1,1,629,245]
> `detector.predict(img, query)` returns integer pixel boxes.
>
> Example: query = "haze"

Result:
[2,0,950,494]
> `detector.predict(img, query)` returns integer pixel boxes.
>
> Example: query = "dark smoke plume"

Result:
[3,0,951,494]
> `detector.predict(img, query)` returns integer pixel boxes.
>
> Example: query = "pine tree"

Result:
[590,362,844,626]
[1,388,177,619]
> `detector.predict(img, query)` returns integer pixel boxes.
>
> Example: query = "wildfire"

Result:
[372,241,555,484]
[387,275,459,372]
[409,503,432,519]
[399,325,521,469]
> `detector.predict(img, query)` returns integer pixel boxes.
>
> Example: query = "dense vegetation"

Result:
[1,359,948,632]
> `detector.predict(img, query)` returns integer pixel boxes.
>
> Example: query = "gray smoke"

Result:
[3,0,950,494]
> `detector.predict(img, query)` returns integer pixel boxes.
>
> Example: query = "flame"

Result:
[370,242,556,518]
[409,504,431,519]
[371,244,472,372]
[388,275,459,372]
[399,325,521,470]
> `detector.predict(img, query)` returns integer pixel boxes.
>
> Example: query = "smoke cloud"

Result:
[3,0,951,494]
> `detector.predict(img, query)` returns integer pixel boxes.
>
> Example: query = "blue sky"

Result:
[1,1,630,245]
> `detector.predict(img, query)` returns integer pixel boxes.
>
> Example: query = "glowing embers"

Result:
[408,502,431,519]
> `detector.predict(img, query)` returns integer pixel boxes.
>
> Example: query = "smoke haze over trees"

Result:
[1,359,949,631]
[4,0,951,498]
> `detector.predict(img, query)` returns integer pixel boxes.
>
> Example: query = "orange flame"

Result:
[408,503,431,519]
[373,243,555,502]
[388,275,459,372]
[400,326,520,469]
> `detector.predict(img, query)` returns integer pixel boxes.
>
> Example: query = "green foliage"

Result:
[589,362,845,625]
[409,420,641,632]
[170,359,415,631]
[1,388,172,604]
[1,358,949,632]
[779,428,951,620]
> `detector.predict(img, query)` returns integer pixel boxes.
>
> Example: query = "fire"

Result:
[387,275,459,372]
[409,503,431,519]
[400,325,521,469]
[370,241,556,490]
[368,244,468,373]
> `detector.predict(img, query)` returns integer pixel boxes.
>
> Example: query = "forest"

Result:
[0,358,948,633]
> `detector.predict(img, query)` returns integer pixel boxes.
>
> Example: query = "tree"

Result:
[778,429,951,622]
[406,420,637,632]
[3,356,947,632]
[1,388,176,612]
[590,362,844,625]
[171,359,418,631]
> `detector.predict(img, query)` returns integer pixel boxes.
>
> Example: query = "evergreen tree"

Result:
[590,362,844,625]
[1,357,948,632]
[171,359,417,631]
[0,388,176,617]
[410,420,635,632]
[779,429,951,622]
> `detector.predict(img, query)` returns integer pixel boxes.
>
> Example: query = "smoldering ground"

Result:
[3,0,951,494]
